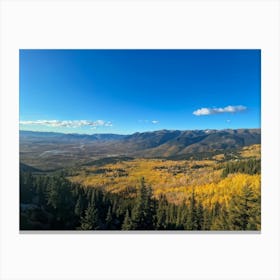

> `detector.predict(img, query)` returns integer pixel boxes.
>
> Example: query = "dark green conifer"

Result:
[80,202,99,230]
[122,210,133,230]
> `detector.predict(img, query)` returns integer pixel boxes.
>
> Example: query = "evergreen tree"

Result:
[211,206,230,230]
[175,206,182,229]
[80,202,99,230]
[202,207,212,230]
[185,190,198,230]
[156,195,168,230]
[74,195,84,217]
[122,210,133,230]
[228,184,258,230]
[105,206,113,229]
[167,203,177,228]
[20,172,35,203]
[247,194,261,230]
[132,177,154,230]
[45,178,76,228]
[196,202,204,230]
[175,203,189,230]
[179,203,189,229]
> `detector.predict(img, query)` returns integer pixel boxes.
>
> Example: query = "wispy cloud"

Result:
[19,120,113,128]
[138,119,160,124]
[193,105,247,116]
[138,120,149,123]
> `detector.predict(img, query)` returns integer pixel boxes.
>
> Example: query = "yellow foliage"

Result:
[192,173,260,208]
[68,144,261,209]
[240,144,261,159]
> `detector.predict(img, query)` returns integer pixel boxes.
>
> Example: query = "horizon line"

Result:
[19,127,261,136]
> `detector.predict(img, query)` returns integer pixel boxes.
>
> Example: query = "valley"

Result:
[20,128,261,170]
[20,129,261,230]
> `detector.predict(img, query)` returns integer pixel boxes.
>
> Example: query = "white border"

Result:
[0,0,279,279]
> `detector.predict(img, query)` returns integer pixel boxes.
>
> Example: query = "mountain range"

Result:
[20,129,261,170]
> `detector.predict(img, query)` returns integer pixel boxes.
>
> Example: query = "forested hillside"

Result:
[68,146,261,207]
[20,131,261,231]
[20,143,261,230]
[20,159,261,231]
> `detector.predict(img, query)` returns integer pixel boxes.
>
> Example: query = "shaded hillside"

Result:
[20,129,261,170]
[131,129,261,157]
[20,162,42,173]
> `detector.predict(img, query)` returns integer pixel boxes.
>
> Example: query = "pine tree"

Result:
[105,206,113,229]
[228,184,258,230]
[196,202,204,230]
[144,184,155,229]
[175,206,182,229]
[80,203,99,230]
[122,210,133,230]
[188,190,198,230]
[167,203,177,228]
[20,172,35,203]
[45,178,76,228]
[156,195,168,230]
[132,177,155,230]
[211,206,230,230]
[74,195,84,217]
[175,203,188,230]
[180,203,189,229]
[202,207,212,230]
[247,194,261,230]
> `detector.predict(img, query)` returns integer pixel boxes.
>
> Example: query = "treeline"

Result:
[221,159,261,178]
[20,173,260,231]
[167,150,223,161]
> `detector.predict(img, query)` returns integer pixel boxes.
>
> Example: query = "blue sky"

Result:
[20,49,260,134]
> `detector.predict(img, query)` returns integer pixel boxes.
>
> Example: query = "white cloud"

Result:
[138,120,149,123]
[139,120,159,124]
[19,119,113,128]
[193,105,247,116]
[193,108,212,116]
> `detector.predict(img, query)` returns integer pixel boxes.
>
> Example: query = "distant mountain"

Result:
[20,129,261,170]
[20,130,127,142]
[123,130,182,150]
[125,129,261,157]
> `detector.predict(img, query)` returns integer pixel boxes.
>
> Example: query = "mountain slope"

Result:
[20,129,261,170]
[130,129,261,157]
